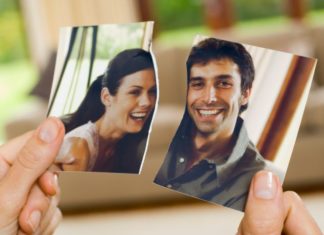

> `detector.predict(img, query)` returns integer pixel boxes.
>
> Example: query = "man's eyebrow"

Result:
[189,76,203,81]
[216,74,233,80]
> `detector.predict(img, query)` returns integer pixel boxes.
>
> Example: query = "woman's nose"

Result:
[139,94,152,107]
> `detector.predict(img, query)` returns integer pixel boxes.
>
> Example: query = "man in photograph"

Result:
[154,37,283,211]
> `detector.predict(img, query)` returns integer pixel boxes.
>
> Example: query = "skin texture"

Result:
[99,68,156,137]
[238,171,323,235]
[0,117,64,235]
[60,68,157,171]
[187,58,250,165]
[187,58,250,140]
[61,138,90,171]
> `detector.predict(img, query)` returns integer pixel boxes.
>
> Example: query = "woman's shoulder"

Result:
[65,121,97,139]
[63,121,98,156]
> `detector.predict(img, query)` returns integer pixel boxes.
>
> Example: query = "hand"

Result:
[0,117,65,234]
[238,170,322,235]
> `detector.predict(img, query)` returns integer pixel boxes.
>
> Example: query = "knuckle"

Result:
[17,144,43,170]
[0,156,9,180]
[284,191,301,202]
[39,195,51,211]
[245,216,282,235]
[29,189,51,212]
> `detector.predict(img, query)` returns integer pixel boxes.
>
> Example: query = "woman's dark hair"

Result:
[61,48,155,173]
[62,48,154,133]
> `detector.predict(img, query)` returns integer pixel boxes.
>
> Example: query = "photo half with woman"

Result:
[47,22,157,174]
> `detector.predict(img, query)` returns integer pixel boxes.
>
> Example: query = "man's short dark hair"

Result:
[186,38,255,113]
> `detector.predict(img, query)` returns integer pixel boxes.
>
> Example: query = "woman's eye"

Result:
[149,89,157,96]
[129,90,141,96]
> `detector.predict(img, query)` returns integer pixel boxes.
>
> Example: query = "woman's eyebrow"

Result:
[129,85,143,89]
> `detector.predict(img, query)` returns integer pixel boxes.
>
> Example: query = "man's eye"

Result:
[190,81,204,89]
[217,81,232,88]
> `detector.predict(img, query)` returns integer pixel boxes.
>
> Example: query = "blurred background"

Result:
[1,0,324,234]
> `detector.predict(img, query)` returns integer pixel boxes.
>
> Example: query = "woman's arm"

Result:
[60,137,91,171]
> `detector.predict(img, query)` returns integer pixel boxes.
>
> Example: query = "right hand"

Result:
[237,170,323,235]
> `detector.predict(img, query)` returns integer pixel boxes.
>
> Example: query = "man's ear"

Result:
[101,87,111,106]
[240,88,251,106]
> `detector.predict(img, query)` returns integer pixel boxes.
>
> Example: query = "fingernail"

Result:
[38,118,60,143]
[52,173,59,193]
[28,210,41,232]
[253,171,277,200]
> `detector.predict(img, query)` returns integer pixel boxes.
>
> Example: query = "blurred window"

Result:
[153,0,324,33]
[0,0,36,143]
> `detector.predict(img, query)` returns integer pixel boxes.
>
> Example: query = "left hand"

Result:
[0,117,64,234]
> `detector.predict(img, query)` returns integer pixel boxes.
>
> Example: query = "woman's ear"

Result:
[240,88,251,106]
[101,87,111,107]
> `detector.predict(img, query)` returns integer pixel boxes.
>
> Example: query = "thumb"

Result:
[238,170,285,235]
[0,117,64,214]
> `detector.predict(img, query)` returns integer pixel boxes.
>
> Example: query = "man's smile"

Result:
[197,108,224,117]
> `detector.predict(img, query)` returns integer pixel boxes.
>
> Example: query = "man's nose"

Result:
[203,86,217,104]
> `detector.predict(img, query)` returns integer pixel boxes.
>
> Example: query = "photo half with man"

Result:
[47,22,158,174]
[154,35,317,212]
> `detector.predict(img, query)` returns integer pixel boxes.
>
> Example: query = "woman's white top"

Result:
[56,121,99,171]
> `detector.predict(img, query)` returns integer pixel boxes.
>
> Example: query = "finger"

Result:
[49,164,63,172]
[18,185,51,234]
[238,171,285,235]
[36,195,61,235]
[0,155,10,180]
[0,117,64,221]
[0,131,34,163]
[41,208,62,235]
[17,230,27,235]
[283,191,322,235]
[38,171,59,196]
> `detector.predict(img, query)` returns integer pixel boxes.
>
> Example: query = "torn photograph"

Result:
[47,22,158,174]
[154,35,317,211]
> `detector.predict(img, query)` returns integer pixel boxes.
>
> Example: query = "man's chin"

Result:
[195,123,221,136]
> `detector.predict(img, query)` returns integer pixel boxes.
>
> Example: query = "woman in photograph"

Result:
[55,48,157,173]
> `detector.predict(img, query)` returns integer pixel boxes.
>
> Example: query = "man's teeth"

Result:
[198,109,221,116]
[131,112,146,118]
